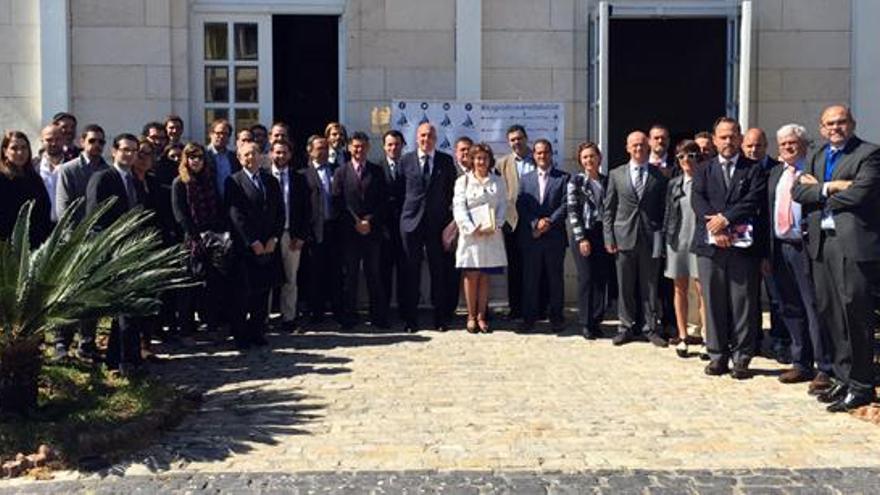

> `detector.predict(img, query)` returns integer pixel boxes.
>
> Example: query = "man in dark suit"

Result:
[744,127,791,364]
[85,134,143,375]
[765,123,832,390]
[225,141,285,350]
[517,139,569,333]
[792,105,880,412]
[604,130,668,347]
[299,135,343,324]
[399,123,457,332]
[647,124,678,340]
[379,130,406,323]
[333,131,388,329]
[453,136,473,177]
[692,117,768,379]
[206,119,240,197]
[269,139,308,333]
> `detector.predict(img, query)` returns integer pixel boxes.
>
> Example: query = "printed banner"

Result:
[392,100,565,163]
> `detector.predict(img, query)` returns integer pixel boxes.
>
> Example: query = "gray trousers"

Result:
[615,241,659,335]
[697,251,760,365]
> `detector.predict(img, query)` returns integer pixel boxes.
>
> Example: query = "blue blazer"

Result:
[516,167,569,248]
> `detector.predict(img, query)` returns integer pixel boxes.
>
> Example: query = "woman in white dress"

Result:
[453,143,508,333]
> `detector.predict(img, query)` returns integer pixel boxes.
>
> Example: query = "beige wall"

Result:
[0,0,41,139]
[344,0,456,151]
[68,0,189,141]
[753,0,851,144]
[482,0,588,172]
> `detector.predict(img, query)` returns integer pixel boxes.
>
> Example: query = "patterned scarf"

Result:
[185,170,221,231]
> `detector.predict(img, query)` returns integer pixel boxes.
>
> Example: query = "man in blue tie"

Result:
[792,105,880,412]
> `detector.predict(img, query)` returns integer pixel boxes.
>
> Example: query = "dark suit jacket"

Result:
[332,160,387,241]
[272,166,309,242]
[399,150,456,234]
[380,156,405,241]
[791,136,880,261]
[225,168,285,289]
[225,169,285,251]
[299,162,339,243]
[691,155,767,258]
[171,175,226,238]
[516,167,569,248]
[764,161,806,260]
[206,146,241,193]
[603,163,667,251]
[85,166,143,231]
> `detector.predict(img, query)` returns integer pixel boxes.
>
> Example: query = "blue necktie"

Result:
[824,147,841,182]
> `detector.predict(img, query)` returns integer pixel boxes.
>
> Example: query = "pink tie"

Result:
[538,171,548,203]
[776,166,795,234]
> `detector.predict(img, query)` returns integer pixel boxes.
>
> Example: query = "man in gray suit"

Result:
[53,123,110,362]
[792,105,880,412]
[604,131,668,347]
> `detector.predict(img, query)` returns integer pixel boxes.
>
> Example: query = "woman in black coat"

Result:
[0,130,52,246]
[171,142,230,336]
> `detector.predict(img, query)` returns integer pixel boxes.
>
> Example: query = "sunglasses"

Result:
[87,138,106,145]
[676,152,699,161]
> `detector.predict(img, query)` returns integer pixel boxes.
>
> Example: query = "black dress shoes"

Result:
[646,333,668,348]
[704,360,730,376]
[518,321,535,334]
[730,361,751,380]
[581,326,597,340]
[827,389,876,413]
[550,319,566,334]
[817,382,848,403]
[612,331,633,346]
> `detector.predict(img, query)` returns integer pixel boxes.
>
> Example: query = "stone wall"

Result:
[344,0,456,151]
[753,0,851,143]
[0,0,41,139]
[69,0,189,140]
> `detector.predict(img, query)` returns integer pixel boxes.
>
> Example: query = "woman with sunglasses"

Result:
[0,130,52,246]
[663,140,708,358]
[171,142,229,338]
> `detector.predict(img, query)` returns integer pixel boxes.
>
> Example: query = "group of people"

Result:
[1,103,878,413]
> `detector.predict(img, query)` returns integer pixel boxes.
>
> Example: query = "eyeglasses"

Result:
[87,138,106,145]
[676,152,699,161]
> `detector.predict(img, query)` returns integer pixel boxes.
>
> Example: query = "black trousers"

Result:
[772,239,832,374]
[503,226,523,316]
[401,223,456,327]
[571,228,611,331]
[232,288,270,344]
[697,251,760,365]
[52,319,97,352]
[812,233,879,391]
[105,315,141,370]
[521,239,565,324]
[304,221,343,319]
[380,224,406,317]
[342,232,386,324]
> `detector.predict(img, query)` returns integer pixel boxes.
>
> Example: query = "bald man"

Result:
[33,124,66,224]
[603,130,669,347]
[398,122,458,332]
[792,105,880,412]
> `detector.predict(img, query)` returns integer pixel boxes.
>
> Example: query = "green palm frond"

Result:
[0,198,193,346]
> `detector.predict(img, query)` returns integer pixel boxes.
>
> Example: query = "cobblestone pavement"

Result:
[4,319,880,492]
[5,468,880,494]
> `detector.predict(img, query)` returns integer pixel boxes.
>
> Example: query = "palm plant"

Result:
[0,199,191,414]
